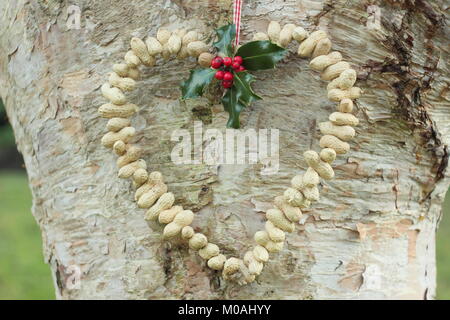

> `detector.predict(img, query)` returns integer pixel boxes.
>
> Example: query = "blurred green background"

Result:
[0,98,449,300]
[0,99,55,299]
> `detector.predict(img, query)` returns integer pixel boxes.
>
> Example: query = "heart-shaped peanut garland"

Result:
[98,21,361,285]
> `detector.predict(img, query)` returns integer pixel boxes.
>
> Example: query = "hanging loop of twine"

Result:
[233,0,243,47]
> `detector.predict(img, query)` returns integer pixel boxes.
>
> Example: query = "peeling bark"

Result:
[0,0,449,299]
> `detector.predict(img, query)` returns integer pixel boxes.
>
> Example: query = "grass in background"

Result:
[0,170,449,299]
[437,191,450,299]
[0,100,15,148]
[0,171,54,299]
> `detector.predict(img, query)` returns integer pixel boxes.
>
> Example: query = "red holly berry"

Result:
[223,72,234,81]
[238,65,246,72]
[233,56,243,64]
[223,57,233,67]
[232,62,241,70]
[222,80,233,88]
[215,70,225,80]
[211,57,223,69]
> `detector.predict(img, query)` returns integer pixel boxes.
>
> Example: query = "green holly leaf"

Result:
[181,68,216,99]
[236,40,287,71]
[213,24,236,57]
[222,86,246,129]
[221,72,261,129]
[233,72,262,106]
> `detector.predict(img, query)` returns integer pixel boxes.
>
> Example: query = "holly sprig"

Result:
[181,24,287,129]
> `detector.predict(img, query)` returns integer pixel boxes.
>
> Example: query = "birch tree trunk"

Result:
[0,0,449,300]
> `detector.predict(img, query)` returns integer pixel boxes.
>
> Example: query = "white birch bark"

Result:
[0,0,449,299]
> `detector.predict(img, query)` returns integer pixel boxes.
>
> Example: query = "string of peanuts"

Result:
[97,21,361,285]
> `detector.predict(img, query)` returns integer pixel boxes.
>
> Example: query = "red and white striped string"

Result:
[233,0,243,47]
